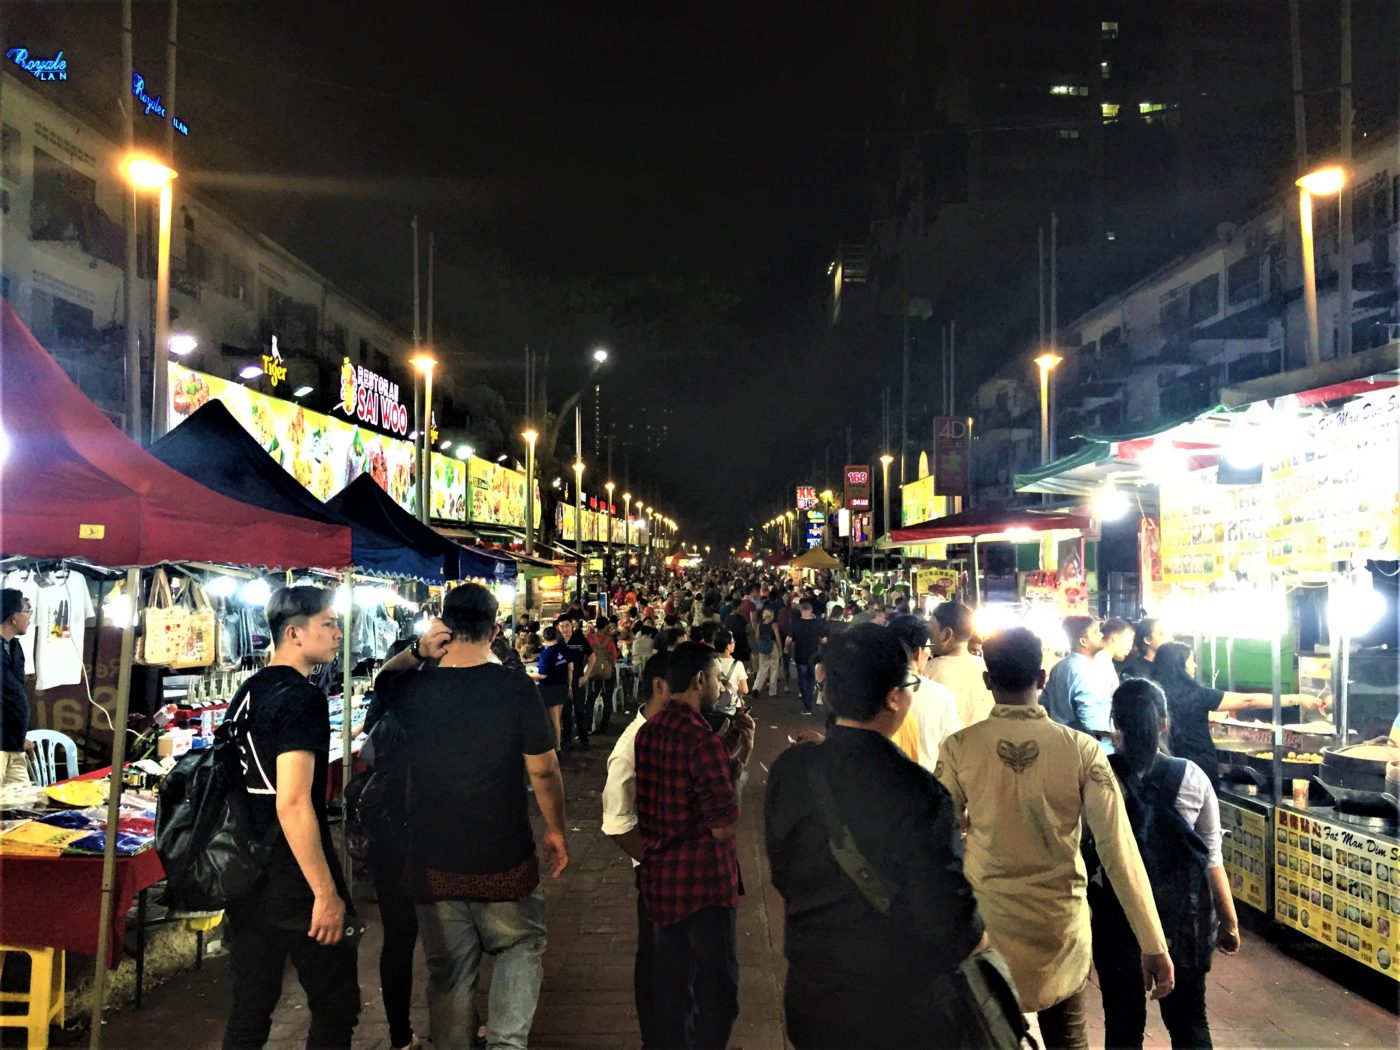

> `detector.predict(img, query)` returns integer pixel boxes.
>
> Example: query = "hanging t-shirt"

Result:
[34,570,95,692]
[2,570,39,667]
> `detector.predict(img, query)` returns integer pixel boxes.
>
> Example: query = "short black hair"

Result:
[442,582,498,643]
[799,599,813,612]
[885,613,930,655]
[983,628,1045,692]
[542,625,560,643]
[1063,615,1097,650]
[1,588,25,622]
[713,627,734,651]
[696,621,720,646]
[932,601,974,641]
[266,585,335,648]
[1101,616,1133,642]
[822,623,909,722]
[665,641,718,695]
[642,651,669,697]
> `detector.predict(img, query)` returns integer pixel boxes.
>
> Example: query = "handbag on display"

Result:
[242,603,273,655]
[139,569,187,666]
[173,579,218,670]
[216,598,245,671]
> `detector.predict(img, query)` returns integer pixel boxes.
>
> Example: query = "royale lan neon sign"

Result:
[132,72,190,136]
[6,48,67,81]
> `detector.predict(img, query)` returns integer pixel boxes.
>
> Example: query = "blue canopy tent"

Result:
[149,400,448,581]
[326,473,468,581]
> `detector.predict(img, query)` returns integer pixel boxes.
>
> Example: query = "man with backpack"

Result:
[586,617,620,735]
[223,586,360,1049]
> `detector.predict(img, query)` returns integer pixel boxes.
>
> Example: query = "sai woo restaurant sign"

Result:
[337,358,409,436]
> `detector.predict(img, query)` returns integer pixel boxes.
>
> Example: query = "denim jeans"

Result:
[416,889,547,1050]
[1037,981,1089,1050]
[648,906,739,1050]
[795,663,817,712]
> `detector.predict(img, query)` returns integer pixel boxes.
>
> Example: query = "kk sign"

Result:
[934,417,971,497]
[843,464,871,510]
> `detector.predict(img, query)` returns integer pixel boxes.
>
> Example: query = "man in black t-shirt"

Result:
[789,600,828,716]
[558,616,596,750]
[224,586,359,1050]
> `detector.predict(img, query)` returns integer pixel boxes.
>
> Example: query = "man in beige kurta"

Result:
[937,627,1173,1049]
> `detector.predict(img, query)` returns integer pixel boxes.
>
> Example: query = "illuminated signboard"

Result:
[336,357,408,436]
[796,485,816,510]
[843,464,872,510]
[7,48,67,81]
[132,71,190,136]
[261,336,287,388]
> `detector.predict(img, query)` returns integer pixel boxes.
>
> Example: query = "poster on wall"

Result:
[430,453,468,521]
[1057,535,1089,614]
[467,456,537,528]
[901,474,948,526]
[168,365,418,512]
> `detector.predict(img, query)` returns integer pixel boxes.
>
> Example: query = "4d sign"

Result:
[337,358,409,436]
[843,464,871,510]
[934,417,971,497]
[7,48,67,81]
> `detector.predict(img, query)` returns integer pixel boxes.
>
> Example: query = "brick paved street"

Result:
[84,689,1398,1049]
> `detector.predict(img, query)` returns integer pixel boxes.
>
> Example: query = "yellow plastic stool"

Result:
[0,944,65,1049]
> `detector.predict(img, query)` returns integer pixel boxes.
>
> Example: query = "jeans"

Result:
[752,650,782,696]
[371,858,418,1048]
[795,664,817,712]
[416,889,547,1050]
[648,906,739,1050]
[1036,982,1088,1050]
[1094,893,1213,1049]
[223,898,360,1049]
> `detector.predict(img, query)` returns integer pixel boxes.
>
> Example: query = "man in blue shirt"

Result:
[1040,616,1118,751]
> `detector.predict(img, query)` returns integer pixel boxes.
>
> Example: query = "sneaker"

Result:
[801,710,813,716]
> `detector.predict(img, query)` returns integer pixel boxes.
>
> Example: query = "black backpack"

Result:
[1110,753,1216,972]
[344,707,409,864]
[155,683,278,911]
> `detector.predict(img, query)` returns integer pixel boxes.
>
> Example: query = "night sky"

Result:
[8,0,890,544]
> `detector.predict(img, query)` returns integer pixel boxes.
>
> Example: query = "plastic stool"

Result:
[0,944,65,1048]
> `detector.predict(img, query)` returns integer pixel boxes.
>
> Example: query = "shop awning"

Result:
[890,508,1089,545]
[790,547,843,570]
[326,474,463,580]
[150,401,445,581]
[0,303,351,570]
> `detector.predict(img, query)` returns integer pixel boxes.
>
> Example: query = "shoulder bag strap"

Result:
[804,754,894,916]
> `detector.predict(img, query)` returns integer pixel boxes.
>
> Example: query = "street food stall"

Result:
[1018,342,1400,979]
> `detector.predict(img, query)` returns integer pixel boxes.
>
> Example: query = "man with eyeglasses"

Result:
[0,590,35,788]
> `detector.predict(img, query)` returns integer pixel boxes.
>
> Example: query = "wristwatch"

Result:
[409,638,424,661]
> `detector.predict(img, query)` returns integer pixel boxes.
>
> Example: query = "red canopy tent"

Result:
[0,303,351,569]
[1,303,352,1037]
[890,508,1089,545]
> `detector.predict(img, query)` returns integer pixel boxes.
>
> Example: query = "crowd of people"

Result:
[204,565,1300,1050]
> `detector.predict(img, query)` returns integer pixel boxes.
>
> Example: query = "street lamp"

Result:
[412,354,437,522]
[122,154,177,439]
[572,459,585,602]
[623,491,632,559]
[879,454,895,571]
[1034,352,1063,466]
[592,347,609,365]
[604,480,616,575]
[522,428,539,555]
[1296,165,1346,366]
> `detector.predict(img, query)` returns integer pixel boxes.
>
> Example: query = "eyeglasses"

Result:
[898,676,921,692]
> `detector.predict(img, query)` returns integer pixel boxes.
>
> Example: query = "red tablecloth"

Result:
[0,849,165,968]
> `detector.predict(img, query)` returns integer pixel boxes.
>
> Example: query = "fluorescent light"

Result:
[169,333,198,356]
[240,578,272,606]
[459,445,474,459]
[496,453,508,462]
[441,440,453,450]
[205,575,239,599]
[238,364,263,380]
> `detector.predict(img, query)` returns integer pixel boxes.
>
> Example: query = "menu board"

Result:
[1160,392,1399,582]
[168,365,418,512]
[1219,797,1270,912]
[466,456,539,529]
[1273,806,1400,979]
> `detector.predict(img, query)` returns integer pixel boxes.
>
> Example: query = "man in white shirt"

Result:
[926,601,995,726]
[884,614,961,772]
[601,652,672,1047]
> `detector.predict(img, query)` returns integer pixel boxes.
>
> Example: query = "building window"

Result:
[1051,84,1089,97]
[222,257,249,302]
[1058,128,1081,140]
[1138,101,1166,115]
[0,124,19,183]
[358,338,370,365]
[1227,254,1262,305]
[1101,102,1120,121]
[52,296,94,341]
[1159,285,1189,333]
[30,147,96,241]
[1102,21,1119,39]
[1100,61,1111,79]
[1188,275,1220,324]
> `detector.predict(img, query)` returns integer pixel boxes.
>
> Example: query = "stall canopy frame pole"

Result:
[1270,627,1284,806]
[89,566,141,1049]
[340,567,354,894]
[971,537,982,605]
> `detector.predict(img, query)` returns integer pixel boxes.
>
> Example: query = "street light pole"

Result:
[1034,352,1062,466]
[1296,166,1346,366]
[623,492,632,564]
[412,354,437,522]
[604,480,615,580]
[122,156,178,441]
[523,429,538,556]
[879,454,894,573]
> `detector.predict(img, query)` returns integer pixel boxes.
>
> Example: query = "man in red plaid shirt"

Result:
[634,641,741,1049]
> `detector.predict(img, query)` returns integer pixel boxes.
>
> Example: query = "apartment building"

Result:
[0,70,409,431]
